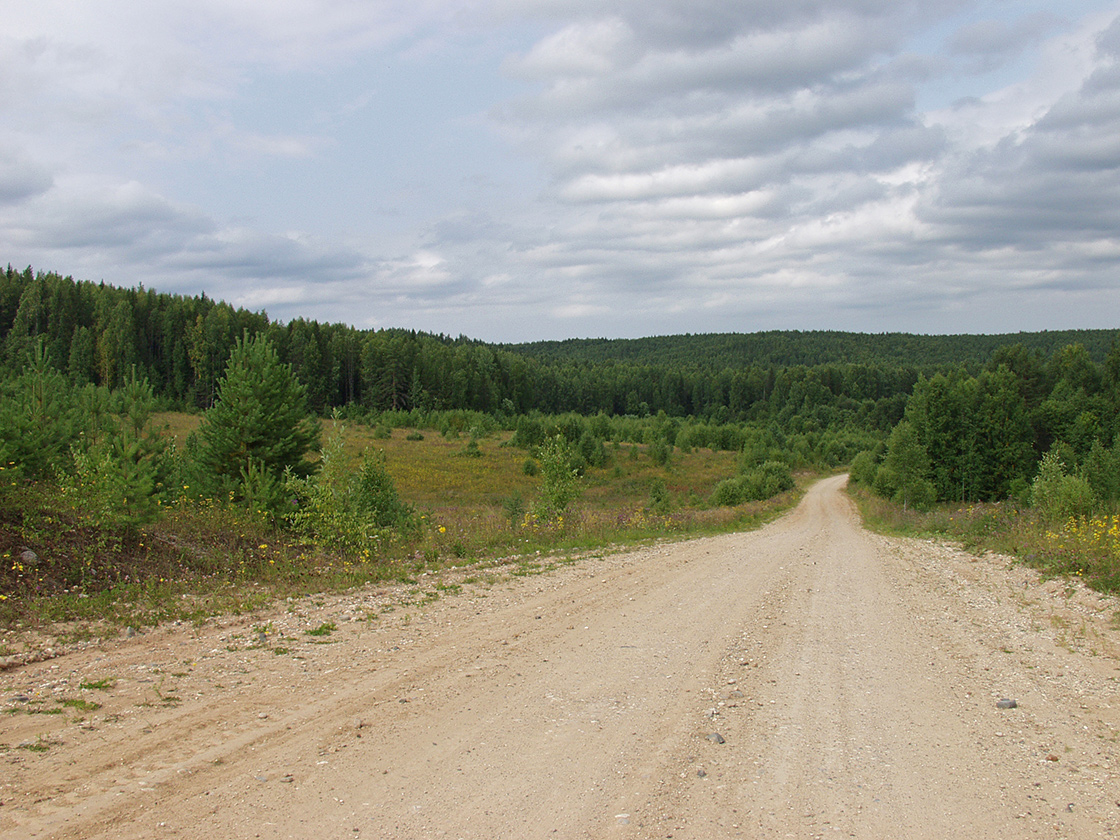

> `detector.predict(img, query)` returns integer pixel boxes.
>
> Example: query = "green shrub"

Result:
[577,430,608,468]
[353,451,415,530]
[502,492,526,526]
[648,439,672,467]
[1031,449,1097,521]
[534,435,581,518]
[875,420,935,510]
[0,341,85,479]
[239,458,288,524]
[195,331,320,498]
[285,424,416,553]
[711,477,745,506]
[1082,437,1120,502]
[711,461,794,506]
[739,461,796,502]
[63,447,158,530]
[646,478,671,515]
[56,368,169,530]
[849,450,879,486]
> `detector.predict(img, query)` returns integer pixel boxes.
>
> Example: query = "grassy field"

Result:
[0,414,802,636]
[157,414,741,511]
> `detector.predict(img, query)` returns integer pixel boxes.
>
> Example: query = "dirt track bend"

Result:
[3,474,1120,839]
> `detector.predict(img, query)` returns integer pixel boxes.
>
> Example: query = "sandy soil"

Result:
[2,474,1120,839]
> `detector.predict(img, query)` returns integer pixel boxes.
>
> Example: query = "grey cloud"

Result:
[497,0,822,48]
[504,0,930,229]
[947,13,1059,61]
[392,4,1120,338]
[428,211,515,244]
[508,11,903,121]
[615,0,910,51]
[922,156,1120,248]
[789,175,889,217]
[0,151,53,204]
[1032,126,1120,173]
[23,181,214,251]
[777,122,944,185]
[720,79,916,157]
[501,4,1120,337]
[920,18,1120,250]
[531,75,919,191]
[1036,65,1120,137]
[621,17,895,99]
[171,229,369,281]
[1097,14,1120,56]
[858,123,947,168]
[545,80,919,210]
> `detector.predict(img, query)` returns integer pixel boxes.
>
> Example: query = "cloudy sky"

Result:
[3,1,1120,341]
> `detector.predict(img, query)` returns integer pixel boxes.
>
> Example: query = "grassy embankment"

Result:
[0,414,802,637]
[848,484,1120,595]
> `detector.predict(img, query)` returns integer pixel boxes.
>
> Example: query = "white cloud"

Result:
[559,159,768,202]
[515,17,635,77]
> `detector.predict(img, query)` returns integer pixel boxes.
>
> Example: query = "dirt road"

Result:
[3,475,1120,839]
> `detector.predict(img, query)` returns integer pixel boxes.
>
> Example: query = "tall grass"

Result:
[848,484,1120,593]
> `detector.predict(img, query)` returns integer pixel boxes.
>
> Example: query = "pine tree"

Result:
[0,340,84,479]
[195,331,321,495]
[63,368,168,529]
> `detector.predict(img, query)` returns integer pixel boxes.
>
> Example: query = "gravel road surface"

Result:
[3,474,1119,839]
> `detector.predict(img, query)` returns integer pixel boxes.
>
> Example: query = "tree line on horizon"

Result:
[5,264,1117,420]
[2,263,1119,514]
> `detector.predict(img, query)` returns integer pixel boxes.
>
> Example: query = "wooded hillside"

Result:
[4,264,1115,430]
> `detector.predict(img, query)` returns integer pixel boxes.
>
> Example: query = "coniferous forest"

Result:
[2,264,1120,624]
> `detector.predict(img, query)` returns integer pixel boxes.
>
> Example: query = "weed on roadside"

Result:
[58,698,101,712]
[20,739,52,753]
[80,677,117,690]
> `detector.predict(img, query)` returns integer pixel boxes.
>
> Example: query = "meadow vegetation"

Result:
[0,400,799,632]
